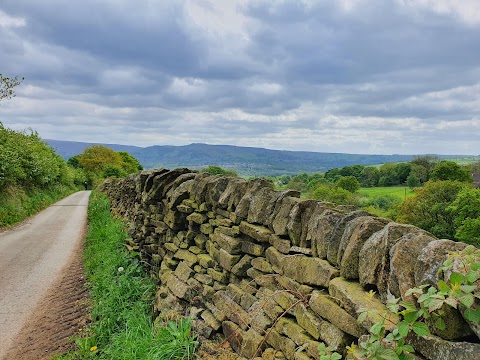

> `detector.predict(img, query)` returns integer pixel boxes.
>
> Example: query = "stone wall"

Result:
[101,169,479,360]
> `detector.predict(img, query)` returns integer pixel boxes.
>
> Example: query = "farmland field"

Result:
[359,186,416,200]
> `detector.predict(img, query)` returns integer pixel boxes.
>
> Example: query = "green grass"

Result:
[0,184,80,227]
[358,186,415,200]
[56,191,197,360]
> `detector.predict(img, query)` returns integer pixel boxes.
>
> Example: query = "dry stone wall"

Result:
[101,168,479,360]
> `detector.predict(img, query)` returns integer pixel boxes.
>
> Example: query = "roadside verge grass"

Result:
[0,184,80,228]
[56,191,197,359]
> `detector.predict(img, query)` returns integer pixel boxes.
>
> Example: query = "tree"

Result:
[448,188,480,245]
[335,176,360,193]
[118,151,143,173]
[360,166,380,187]
[0,74,23,101]
[313,184,359,206]
[430,161,472,183]
[201,165,237,177]
[406,174,421,189]
[397,180,467,239]
[77,145,123,174]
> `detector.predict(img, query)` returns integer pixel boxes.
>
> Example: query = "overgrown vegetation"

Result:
[57,192,197,359]
[319,246,480,360]
[201,165,238,177]
[68,145,143,186]
[0,123,84,227]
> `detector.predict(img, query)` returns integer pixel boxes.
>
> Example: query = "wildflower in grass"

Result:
[90,345,97,352]
[118,266,124,272]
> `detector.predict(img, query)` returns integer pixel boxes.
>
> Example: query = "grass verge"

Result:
[56,191,197,359]
[0,184,80,228]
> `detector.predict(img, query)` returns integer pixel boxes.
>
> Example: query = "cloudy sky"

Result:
[1,0,480,155]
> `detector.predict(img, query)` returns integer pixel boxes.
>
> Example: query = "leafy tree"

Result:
[118,151,143,173]
[448,188,480,245]
[200,165,237,177]
[313,184,359,206]
[360,166,380,187]
[395,162,412,184]
[67,155,81,168]
[411,155,439,173]
[410,163,429,184]
[324,168,342,182]
[335,176,360,193]
[406,173,421,189]
[378,163,399,186]
[430,161,472,183]
[0,74,23,101]
[397,180,467,239]
[77,145,123,174]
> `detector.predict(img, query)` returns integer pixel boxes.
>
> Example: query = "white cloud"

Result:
[0,10,25,28]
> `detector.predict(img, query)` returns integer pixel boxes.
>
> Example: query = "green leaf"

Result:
[465,271,479,284]
[458,293,474,308]
[412,322,430,337]
[450,272,465,285]
[403,311,419,324]
[397,321,410,337]
[444,297,458,308]
[357,311,368,324]
[400,301,417,311]
[370,322,384,336]
[463,308,480,323]
[437,280,450,292]
[435,317,446,331]
[402,345,415,353]
[377,347,400,360]
[428,299,444,312]
[460,285,476,293]
[331,353,342,360]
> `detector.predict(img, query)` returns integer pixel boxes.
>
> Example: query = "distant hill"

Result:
[46,139,420,176]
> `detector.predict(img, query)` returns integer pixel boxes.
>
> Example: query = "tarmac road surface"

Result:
[0,191,90,359]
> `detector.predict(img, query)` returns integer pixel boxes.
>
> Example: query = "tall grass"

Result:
[0,184,80,227]
[56,192,197,359]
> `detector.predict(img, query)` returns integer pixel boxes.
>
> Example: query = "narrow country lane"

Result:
[0,191,90,360]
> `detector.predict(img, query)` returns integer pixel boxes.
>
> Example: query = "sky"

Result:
[1,0,480,155]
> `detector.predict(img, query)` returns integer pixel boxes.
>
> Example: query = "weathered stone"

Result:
[216,225,240,237]
[359,222,431,300]
[200,223,213,234]
[265,247,286,274]
[270,235,291,254]
[194,233,208,249]
[187,212,207,225]
[339,216,388,280]
[281,255,339,287]
[204,267,227,282]
[248,188,299,226]
[164,209,187,230]
[248,300,273,330]
[329,277,399,331]
[168,179,194,209]
[222,321,244,354]
[210,232,242,254]
[197,253,214,268]
[218,178,249,211]
[235,178,274,218]
[218,248,241,271]
[240,292,257,311]
[201,310,221,330]
[164,242,179,253]
[176,204,194,213]
[272,290,300,314]
[309,291,365,337]
[241,328,265,358]
[270,197,301,236]
[388,232,437,299]
[415,239,467,287]
[194,273,213,286]
[306,207,344,258]
[289,246,311,255]
[189,245,202,254]
[286,200,318,247]
[204,176,230,207]
[265,329,297,360]
[232,254,254,276]
[407,334,480,360]
[293,303,324,340]
[174,261,193,281]
[240,221,272,243]
[165,272,195,300]
[242,240,266,256]
[251,257,273,273]
[274,276,312,298]
[214,291,251,330]
[173,249,198,265]
[276,317,312,346]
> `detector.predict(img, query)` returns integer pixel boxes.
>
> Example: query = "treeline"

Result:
[276,155,473,190]
[0,124,143,227]
[67,145,143,185]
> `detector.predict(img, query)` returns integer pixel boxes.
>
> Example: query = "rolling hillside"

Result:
[46,139,417,176]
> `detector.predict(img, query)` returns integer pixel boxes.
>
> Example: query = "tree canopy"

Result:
[0,74,23,101]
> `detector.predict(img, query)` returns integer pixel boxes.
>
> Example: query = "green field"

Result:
[359,186,415,200]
